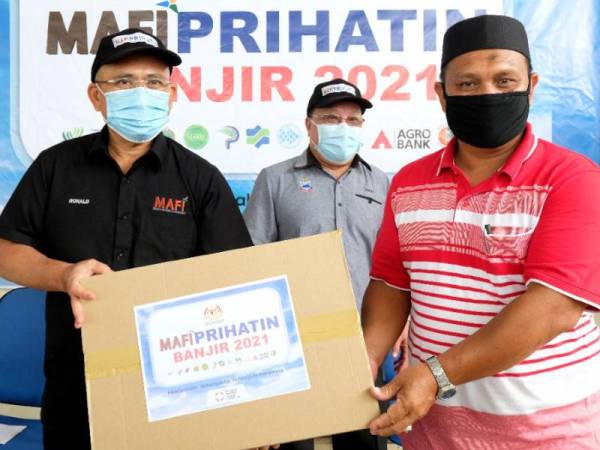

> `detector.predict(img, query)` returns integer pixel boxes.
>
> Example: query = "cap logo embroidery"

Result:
[321,84,356,97]
[112,33,158,48]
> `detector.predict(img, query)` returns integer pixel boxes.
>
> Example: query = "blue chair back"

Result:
[0,288,46,407]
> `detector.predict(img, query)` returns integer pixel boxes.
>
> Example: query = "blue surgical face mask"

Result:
[97,86,170,143]
[312,122,363,164]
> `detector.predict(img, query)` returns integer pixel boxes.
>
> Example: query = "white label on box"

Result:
[205,384,248,407]
[134,275,310,421]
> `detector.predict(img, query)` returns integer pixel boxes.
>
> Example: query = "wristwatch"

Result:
[425,356,456,400]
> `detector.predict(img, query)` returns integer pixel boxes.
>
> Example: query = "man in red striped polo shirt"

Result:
[362,15,600,449]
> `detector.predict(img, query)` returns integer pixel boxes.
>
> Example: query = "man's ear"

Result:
[528,72,539,106]
[434,82,447,113]
[87,83,103,112]
[168,82,177,110]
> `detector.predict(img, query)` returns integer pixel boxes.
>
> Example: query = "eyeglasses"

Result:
[311,114,365,128]
[95,77,172,91]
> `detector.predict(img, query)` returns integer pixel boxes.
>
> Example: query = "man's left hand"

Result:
[369,363,437,436]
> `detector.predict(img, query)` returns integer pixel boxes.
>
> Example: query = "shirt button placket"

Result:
[113,176,134,269]
[334,180,343,228]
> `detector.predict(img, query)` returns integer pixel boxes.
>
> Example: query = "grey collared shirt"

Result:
[243,149,389,309]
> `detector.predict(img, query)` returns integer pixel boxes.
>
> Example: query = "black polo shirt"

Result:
[0,127,252,374]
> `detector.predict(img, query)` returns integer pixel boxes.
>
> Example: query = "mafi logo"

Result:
[184,125,209,150]
[246,125,270,149]
[204,305,223,323]
[153,195,188,215]
[62,127,85,141]
[156,0,178,13]
[277,124,303,149]
[219,126,239,149]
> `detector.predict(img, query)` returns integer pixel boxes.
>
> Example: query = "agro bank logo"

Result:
[396,129,431,149]
[371,128,433,150]
[246,125,270,149]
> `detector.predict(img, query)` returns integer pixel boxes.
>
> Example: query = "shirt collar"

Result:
[293,148,372,171]
[437,138,457,176]
[498,123,537,179]
[436,123,537,180]
[87,125,169,170]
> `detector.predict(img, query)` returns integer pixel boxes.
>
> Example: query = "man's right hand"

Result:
[61,259,112,329]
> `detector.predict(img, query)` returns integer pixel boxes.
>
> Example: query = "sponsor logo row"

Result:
[60,124,304,151]
[61,125,452,151]
[176,124,305,151]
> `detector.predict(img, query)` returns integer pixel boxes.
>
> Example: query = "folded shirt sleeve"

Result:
[524,167,600,311]
[370,174,410,291]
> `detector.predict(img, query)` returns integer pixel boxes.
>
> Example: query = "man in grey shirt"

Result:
[244,78,389,450]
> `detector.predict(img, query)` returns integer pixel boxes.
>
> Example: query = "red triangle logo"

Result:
[372,131,392,149]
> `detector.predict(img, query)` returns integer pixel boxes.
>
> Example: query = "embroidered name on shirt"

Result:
[153,196,188,215]
[68,198,90,205]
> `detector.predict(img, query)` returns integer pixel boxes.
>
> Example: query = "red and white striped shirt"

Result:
[371,124,600,448]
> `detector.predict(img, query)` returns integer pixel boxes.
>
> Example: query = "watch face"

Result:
[439,387,456,400]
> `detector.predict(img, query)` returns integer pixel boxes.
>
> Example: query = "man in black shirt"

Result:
[0,28,252,450]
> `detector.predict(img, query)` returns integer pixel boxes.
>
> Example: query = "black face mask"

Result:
[443,86,530,148]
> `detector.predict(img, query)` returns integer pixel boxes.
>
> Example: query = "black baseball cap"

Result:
[91,28,182,81]
[307,79,373,115]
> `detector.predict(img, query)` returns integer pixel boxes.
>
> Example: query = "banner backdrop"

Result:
[0,0,599,210]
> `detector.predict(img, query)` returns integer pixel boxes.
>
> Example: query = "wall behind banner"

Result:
[0,0,598,216]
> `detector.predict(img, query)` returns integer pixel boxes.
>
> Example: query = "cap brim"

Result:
[312,94,373,112]
[101,46,182,70]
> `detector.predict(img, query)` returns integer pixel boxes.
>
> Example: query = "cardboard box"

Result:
[81,231,379,450]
